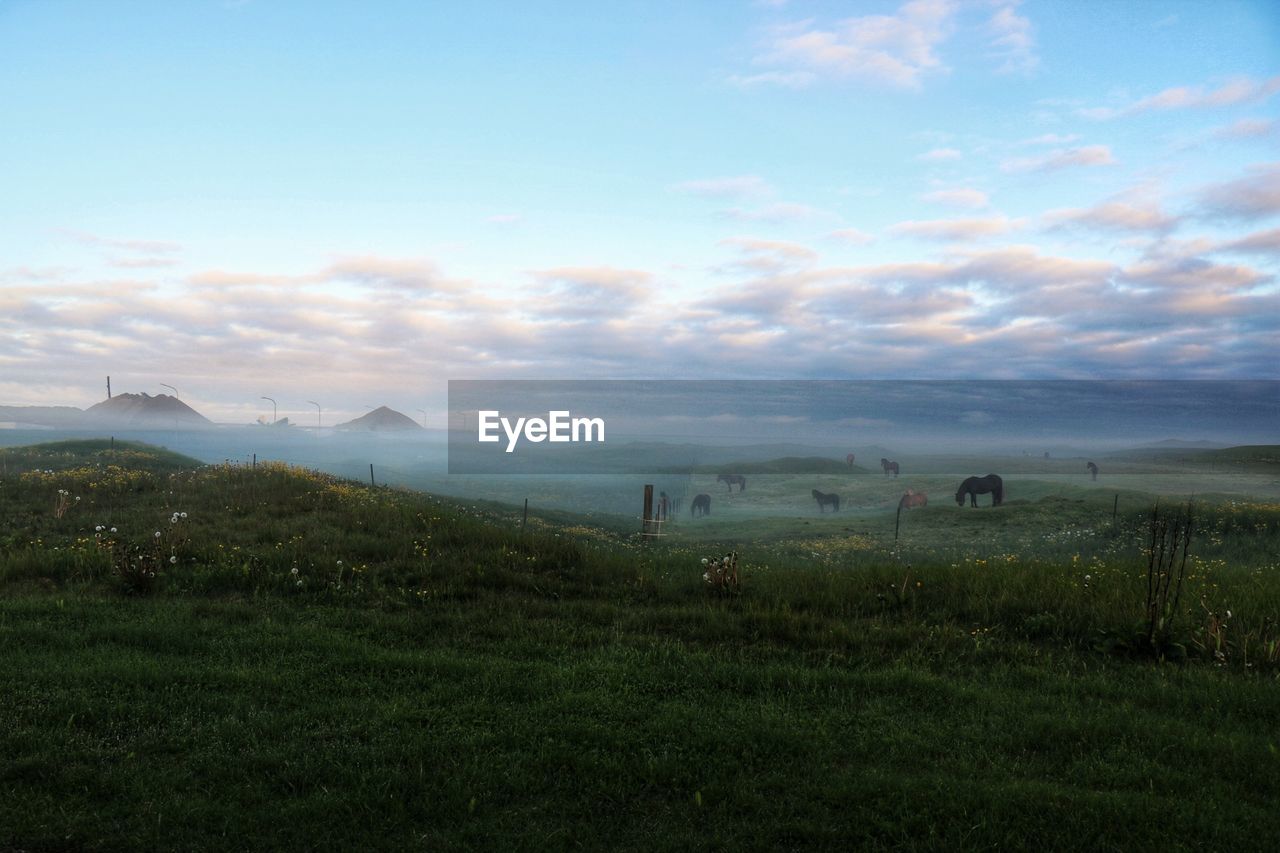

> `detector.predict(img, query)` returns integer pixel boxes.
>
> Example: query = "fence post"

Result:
[642,484,654,536]
[370,463,376,488]
[522,498,529,531]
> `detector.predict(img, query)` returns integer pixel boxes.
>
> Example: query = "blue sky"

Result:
[1,0,1278,425]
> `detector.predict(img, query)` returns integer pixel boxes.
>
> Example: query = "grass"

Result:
[2,439,1279,850]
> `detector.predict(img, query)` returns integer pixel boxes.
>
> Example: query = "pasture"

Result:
[2,439,1279,850]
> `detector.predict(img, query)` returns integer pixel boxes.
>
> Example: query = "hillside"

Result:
[334,405,422,431]
[83,392,213,428]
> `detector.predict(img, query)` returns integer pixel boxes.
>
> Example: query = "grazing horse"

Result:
[955,474,1003,507]
[899,488,928,509]
[690,493,711,517]
[1086,461,1098,481]
[717,473,746,492]
[846,453,856,468]
[812,489,840,512]
[881,458,899,478]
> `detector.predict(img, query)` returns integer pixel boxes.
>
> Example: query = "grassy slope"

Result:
[2,440,1279,850]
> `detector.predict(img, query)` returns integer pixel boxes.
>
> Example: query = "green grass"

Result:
[2,439,1279,850]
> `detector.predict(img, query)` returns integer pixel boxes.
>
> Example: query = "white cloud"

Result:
[672,175,774,199]
[987,0,1038,74]
[888,215,1020,241]
[826,227,875,245]
[1081,75,1280,120]
[918,147,963,162]
[746,0,958,90]
[1002,145,1117,172]
[720,202,831,223]
[1196,163,1280,221]
[921,188,989,209]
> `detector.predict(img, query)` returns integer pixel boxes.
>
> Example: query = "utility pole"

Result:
[306,401,321,429]
[106,376,111,399]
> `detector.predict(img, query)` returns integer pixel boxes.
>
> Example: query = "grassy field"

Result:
[2,439,1279,850]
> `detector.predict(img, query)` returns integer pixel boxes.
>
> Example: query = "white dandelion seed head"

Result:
[180,512,187,518]
[154,531,162,538]
[110,527,117,533]
[169,555,177,564]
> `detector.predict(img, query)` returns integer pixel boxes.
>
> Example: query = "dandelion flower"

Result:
[296,580,303,587]
[110,527,117,533]
[180,512,187,518]
[701,558,708,565]
[154,531,162,538]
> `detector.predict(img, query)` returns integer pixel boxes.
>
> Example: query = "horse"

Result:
[881,458,899,478]
[690,493,711,517]
[955,474,1003,507]
[812,489,840,513]
[717,473,746,492]
[846,453,856,468]
[899,488,928,509]
[1086,461,1098,481]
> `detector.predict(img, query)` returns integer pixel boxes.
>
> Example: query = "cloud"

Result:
[720,237,817,260]
[719,202,830,223]
[1045,192,1179,235]
[1002,145,1117,172]
[1017,133,1080,146]
[745,0,958,90]
[1215,228,1280,256]
[526,266,654,319]
[987,0,1037,74]
[1196,163,1280,221]
[826,227,875,245]
[1081,75,1280,120]
[888,216,1020,241]
[672,175,774,199]
[1214,118,1277,140]
[59,230,181,255]
[921,188,989,209]
[918,147,962,162]
[727,71,817,89]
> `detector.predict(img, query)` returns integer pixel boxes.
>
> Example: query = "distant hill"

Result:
[687,456,866,475]
[0,405,85,428]
[83,393,213,429]
[1132,439,1225,450]
[334,406,423,431]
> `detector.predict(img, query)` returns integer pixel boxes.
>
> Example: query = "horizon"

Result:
[2,1,1278,425]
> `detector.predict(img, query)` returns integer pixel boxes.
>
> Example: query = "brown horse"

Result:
[881,458,899,478]
[899,488,927,509]
[846,453,856,468]
[1086,461,1098,481]
[812,489,840,512]
[690,493,711,517]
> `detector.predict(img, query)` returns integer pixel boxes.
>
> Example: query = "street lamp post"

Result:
[306,400,321,429]
[418,409,428,428]
[160,383,179,399]
[260,396,277,425]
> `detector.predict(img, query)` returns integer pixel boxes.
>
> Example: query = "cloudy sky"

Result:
[1,0,1277,425]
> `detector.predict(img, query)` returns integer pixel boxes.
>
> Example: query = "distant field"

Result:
[2,439,1279,850]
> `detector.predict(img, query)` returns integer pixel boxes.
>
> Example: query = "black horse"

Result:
[717,473,746,492]
[955,474,1003,507]
[812,489,840,512]
[881,458,899,478]
[1086,461,1098,481]
[690,493,711,517]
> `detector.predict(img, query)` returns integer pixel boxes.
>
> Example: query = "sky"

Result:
[1,0,1278,426]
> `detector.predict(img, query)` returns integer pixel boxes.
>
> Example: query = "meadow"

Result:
[2,439,1279,850]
